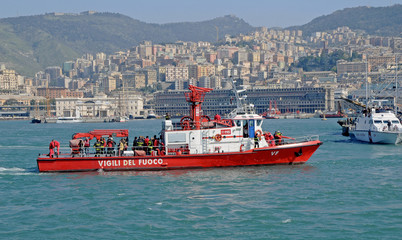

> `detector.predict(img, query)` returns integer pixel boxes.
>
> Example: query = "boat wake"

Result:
[0,167,34,175]
[0,145,44,150]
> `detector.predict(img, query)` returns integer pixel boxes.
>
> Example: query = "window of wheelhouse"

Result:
[248,119,255,138]
[242,120,249,137]
[256,119,262,127]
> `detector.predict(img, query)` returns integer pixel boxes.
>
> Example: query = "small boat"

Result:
[31,117,41,124]
[56,117,83,123]
[345,63,402,144]
[36,82,322,172]
[115,116,129,122]
[349,108,402,144]
[147,110,157,119]
[261,101,280,119]
[320,111,346,118]
[56,109,83,123]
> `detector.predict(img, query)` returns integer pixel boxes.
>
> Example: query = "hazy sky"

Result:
[1,0,402,27]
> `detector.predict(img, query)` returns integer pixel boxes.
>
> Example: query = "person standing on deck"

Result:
[52,139,60,157]
[118,139,125,156]
[133,137,138,150]
[107,137,116,156]
[144,136,150,153]
[254,134,259,148]
[48,140,55,158]
[100,138,105,155]
[94,139,102,157]
[84,137,90,154]
[274,131,283,145]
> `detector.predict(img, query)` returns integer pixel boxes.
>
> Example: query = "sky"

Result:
[1,0,402,28]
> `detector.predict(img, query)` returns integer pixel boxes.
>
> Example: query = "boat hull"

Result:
[56,118,83,123]
[37,140,322,172]
[350,130,402,144]
[320,114,346,118]
[31,118,41,124]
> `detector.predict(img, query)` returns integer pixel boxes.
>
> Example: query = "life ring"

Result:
[255,130,263,140]
[214,134,222,142]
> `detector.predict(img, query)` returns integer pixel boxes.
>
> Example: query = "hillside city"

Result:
[0,25,401,120]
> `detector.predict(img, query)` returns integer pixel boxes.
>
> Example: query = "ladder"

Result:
[202,131,208,154]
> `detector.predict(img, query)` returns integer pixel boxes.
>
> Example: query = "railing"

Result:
[38,135,321,159]
[169,119,233,131]
[39,145,168,158]
[275,135,320,145]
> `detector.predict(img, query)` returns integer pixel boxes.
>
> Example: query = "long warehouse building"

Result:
[154,87,334,117]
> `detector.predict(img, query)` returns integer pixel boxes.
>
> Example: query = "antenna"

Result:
[215,26,219,42]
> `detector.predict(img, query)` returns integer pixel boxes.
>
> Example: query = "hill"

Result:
[289,5,402,37]
[0,13,254,76]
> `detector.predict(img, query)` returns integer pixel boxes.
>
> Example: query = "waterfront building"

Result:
[55,94,143,118]
[154,87,333,117]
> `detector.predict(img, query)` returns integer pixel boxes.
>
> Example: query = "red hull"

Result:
[320,114,346,118]
[37,140,322,172]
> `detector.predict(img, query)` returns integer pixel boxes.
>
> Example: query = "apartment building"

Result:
[337,60,367,74]
[0,69,18,90]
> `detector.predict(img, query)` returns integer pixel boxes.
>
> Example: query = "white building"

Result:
[55,94,143,118]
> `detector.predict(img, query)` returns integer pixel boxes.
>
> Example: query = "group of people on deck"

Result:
[132,135,164,155]
[254,131,286,148]
[49,134,165,158]
[93,137,129,157]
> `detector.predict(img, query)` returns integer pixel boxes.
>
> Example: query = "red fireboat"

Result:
[37,83,322,172]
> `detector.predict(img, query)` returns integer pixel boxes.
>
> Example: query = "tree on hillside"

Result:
[293,50,361,72]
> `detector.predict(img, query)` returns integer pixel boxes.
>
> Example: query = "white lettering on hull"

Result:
[98,160,121,167]
[98,159,164,168]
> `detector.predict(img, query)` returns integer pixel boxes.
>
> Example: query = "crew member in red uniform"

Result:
[264,132,275,147]
[84,137,90,154]
[214,114,221,121]
[53,139,60,157]
[49,140,55,158]
[153,135,159,147]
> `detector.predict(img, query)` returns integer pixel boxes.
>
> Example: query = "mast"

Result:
[230,77,243,109]
[365,58,369,110]
[46,81,50,117]
[396,55,399,114]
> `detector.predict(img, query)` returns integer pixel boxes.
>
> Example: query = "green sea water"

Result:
[0,118,401,239]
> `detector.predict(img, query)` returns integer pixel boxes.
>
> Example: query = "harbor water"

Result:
[0,119,401,239]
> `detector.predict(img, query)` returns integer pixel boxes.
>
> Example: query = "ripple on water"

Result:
[0,119,401,239]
